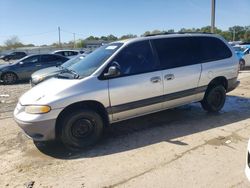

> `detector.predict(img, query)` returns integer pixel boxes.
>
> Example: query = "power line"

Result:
[0,30,57,38]
[60,29,88,38]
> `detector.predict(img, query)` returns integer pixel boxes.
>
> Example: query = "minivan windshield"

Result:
[66,43,123,78]
[61,54,85,68]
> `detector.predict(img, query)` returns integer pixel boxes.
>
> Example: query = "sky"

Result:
[0,0,249,45]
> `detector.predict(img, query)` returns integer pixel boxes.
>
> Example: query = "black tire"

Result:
[201,85,226,112]
[2,72,18,84]
[3,58,9,61]
[239,59,245,70]
[60,109,104,149]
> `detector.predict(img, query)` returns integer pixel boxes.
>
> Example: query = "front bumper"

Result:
[14,117,56,141]
[14,103,62,141]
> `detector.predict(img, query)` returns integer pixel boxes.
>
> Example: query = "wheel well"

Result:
[55,101,109,139]
[207,76,228,91]
[1,71,18,80]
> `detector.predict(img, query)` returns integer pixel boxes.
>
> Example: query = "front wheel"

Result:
[60,109,104,149]
[201,85,226,112]
[2,72,17,84]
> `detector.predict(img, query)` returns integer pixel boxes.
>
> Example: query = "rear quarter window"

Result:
[198,37,232,62]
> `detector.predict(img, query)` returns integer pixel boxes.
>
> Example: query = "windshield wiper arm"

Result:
[65,68,80,79]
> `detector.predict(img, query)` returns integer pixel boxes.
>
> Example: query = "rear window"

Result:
[152,36,232,70]
[198,37,232,62]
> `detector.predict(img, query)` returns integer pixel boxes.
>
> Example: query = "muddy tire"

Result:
[201,85,226,112]
[60,109,104,149]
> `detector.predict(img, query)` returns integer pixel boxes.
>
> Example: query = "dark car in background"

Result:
[0,51,27,61]
[31,54,86,85]
[53,50,82,59]
[0,54,68,84]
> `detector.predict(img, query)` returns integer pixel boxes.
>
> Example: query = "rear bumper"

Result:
[227,77,240,93]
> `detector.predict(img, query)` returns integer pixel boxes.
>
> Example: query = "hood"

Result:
[0,63,13,70]
[19,77,82,105]
[32,66,60,78]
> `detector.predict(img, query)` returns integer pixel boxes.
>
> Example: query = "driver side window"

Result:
[113,40,157,76]
[23,56,39,64]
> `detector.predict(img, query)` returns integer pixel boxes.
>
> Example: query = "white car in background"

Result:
[53,50,83,59]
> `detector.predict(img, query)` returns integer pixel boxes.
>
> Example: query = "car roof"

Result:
[114,33,222,46]
[53,50,79,53]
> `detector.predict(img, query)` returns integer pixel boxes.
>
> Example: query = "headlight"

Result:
[25,105,51,114]
[32,76,44,83]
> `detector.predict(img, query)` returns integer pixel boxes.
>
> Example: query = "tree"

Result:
[142,31,151,36]
[119,34,137,40]
[86,36,99,40]
[100,36,108,41]
[4,36,24,49]
[151,30,161,34]
[106,34,118,41]
[76,40,85,48]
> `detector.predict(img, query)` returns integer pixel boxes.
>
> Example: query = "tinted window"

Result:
[22,56,39,64]
[153,37,201,69]
[113,40,157,76]
[55,52,63,56]
[198,37,232,62]
[41,55,59,63]
[64,51,78,56]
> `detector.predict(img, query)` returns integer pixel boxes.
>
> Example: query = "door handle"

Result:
[164,74,175,81]
[150,76,161,83]
[36,64,41,67]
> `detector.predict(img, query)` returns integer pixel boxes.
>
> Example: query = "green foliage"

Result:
[119,34,137,40]
[1,25,250,51]
[76,40,85,48]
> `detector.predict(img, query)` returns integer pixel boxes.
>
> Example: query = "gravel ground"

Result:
[0,83,30,119]
[0,71,250,187]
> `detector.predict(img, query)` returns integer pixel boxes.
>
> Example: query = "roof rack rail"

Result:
[145,31,214,37]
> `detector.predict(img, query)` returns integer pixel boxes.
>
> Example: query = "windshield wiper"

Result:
[57,67,80,79]
[67,68,80,79]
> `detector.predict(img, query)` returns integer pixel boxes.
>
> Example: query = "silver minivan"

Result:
[14,33,240,149]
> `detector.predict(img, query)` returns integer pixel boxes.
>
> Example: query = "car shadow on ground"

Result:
[34,94,250,159]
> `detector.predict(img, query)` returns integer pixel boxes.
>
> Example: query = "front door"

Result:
[108,40,164,121]
[17,55,41,80]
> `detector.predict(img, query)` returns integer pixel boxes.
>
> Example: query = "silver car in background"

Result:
[14,33,239,149]
[31,54,86,85]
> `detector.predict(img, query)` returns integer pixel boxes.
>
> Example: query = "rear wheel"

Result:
[60,109,104,149]
[201,85,226,112]
[2,72,17,84]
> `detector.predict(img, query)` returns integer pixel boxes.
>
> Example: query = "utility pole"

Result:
[211,0,216,33]
[73,33,76,49]
[233,28,236,41]
[58,26,61,48]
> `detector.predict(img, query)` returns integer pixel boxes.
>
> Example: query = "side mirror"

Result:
[104,66,121,78]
